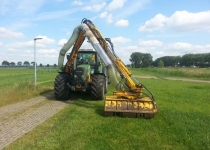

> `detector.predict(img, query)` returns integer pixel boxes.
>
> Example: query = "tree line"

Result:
[1,60,57,67]
[129,52,210,68]
[2,52,210,68]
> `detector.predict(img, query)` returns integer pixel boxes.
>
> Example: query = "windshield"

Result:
[77,52,96,65]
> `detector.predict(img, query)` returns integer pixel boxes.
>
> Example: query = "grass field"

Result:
[130,67,210,80]
[0,67,58,106]
[1,67,210,150]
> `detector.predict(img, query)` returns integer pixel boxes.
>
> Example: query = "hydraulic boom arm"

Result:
[58,18,158,118]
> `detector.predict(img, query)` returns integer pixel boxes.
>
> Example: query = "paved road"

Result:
[0,92,70,150]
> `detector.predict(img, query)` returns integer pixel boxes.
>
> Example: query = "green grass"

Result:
[0,67,58,106]
[1,67,210,149]
[130,67,210,80]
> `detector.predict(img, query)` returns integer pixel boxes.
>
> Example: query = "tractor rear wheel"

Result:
[91,74,105,100]
[54,73,70,100]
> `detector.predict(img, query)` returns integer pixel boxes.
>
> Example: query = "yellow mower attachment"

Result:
[105,96,158,118]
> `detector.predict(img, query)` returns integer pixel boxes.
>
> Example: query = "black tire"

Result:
[91,74,105,100]
[54,73,70,100]
[105,76,108,94]
[102,66,108,94]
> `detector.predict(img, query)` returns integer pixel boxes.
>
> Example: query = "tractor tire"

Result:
[105,76,108,94]
[102,66,108,94]
[91,74,105,100]
[54,73,70,100]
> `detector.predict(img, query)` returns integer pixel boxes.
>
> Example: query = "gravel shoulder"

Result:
[0,92,70,150]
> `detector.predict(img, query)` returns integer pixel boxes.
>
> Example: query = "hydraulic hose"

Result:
[57,22,120,89]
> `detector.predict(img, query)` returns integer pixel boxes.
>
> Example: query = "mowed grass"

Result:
[2,67,210,150]
[0,67,58,106]
[130,67,210,80]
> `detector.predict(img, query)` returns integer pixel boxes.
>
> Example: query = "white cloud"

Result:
[125,46,147,53]
[111,36,131,44]
[99,12,113,23]
[107,0,127,11]
[82,2,106,12]
[167,10,210,31]
[115,19,129,27]
[37,49,57,54]
[114,0,150,19]
[25,50,32,53]
[17,0,46,14]
[0,0,46,15]
[138,40,163,47]
[100,11,108,18]
[72,0,83,5]
[164,42,192,50]
[0,27,25,39]
[6,49,18,53]
[106,14,113,24]
[99,0,150,25]
[138,14,167,32]
[80,40,93,49]
[34,9,77,21]
[6,41,34,49]
[0,42,3,46]
[163,42,210,54]
[58,39,68,46]
[6,36,55,50]
[139,10,210,32]
[154,51,165,57]
[35,35,55,45]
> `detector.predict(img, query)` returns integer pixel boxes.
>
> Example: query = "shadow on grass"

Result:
[70,92,105,117]
[73,99,104,117]
[39,90,54,96]
[41,90,105,116]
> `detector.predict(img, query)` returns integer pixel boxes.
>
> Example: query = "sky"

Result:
[0,0,210,65]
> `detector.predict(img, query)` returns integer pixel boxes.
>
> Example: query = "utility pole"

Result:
[34,38,42,86]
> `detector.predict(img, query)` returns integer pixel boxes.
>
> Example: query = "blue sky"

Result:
[0,0,210,65]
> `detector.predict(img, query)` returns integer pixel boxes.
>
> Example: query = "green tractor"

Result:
[54,49,108,100]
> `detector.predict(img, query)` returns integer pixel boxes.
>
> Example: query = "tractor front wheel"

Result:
[91,74,105,100]
[54,73,70,100]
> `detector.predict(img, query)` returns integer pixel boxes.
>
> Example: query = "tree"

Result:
[17,61,22,66]
[23,61,30,66]
[158,60,164,68]
[141,53,153,67]
[129,52,152,68]
[31,62,35,66]
[46,64,50,67]
[153,56,181,67]
[40,63,43,67]
[130,52,142,68]
[10,62,15,66]
[2,60,9,66]
[53,64,57,68]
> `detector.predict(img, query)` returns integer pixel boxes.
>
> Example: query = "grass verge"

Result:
[5,79,210,150]
[130,67,210,80]
[0,68,57,107]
